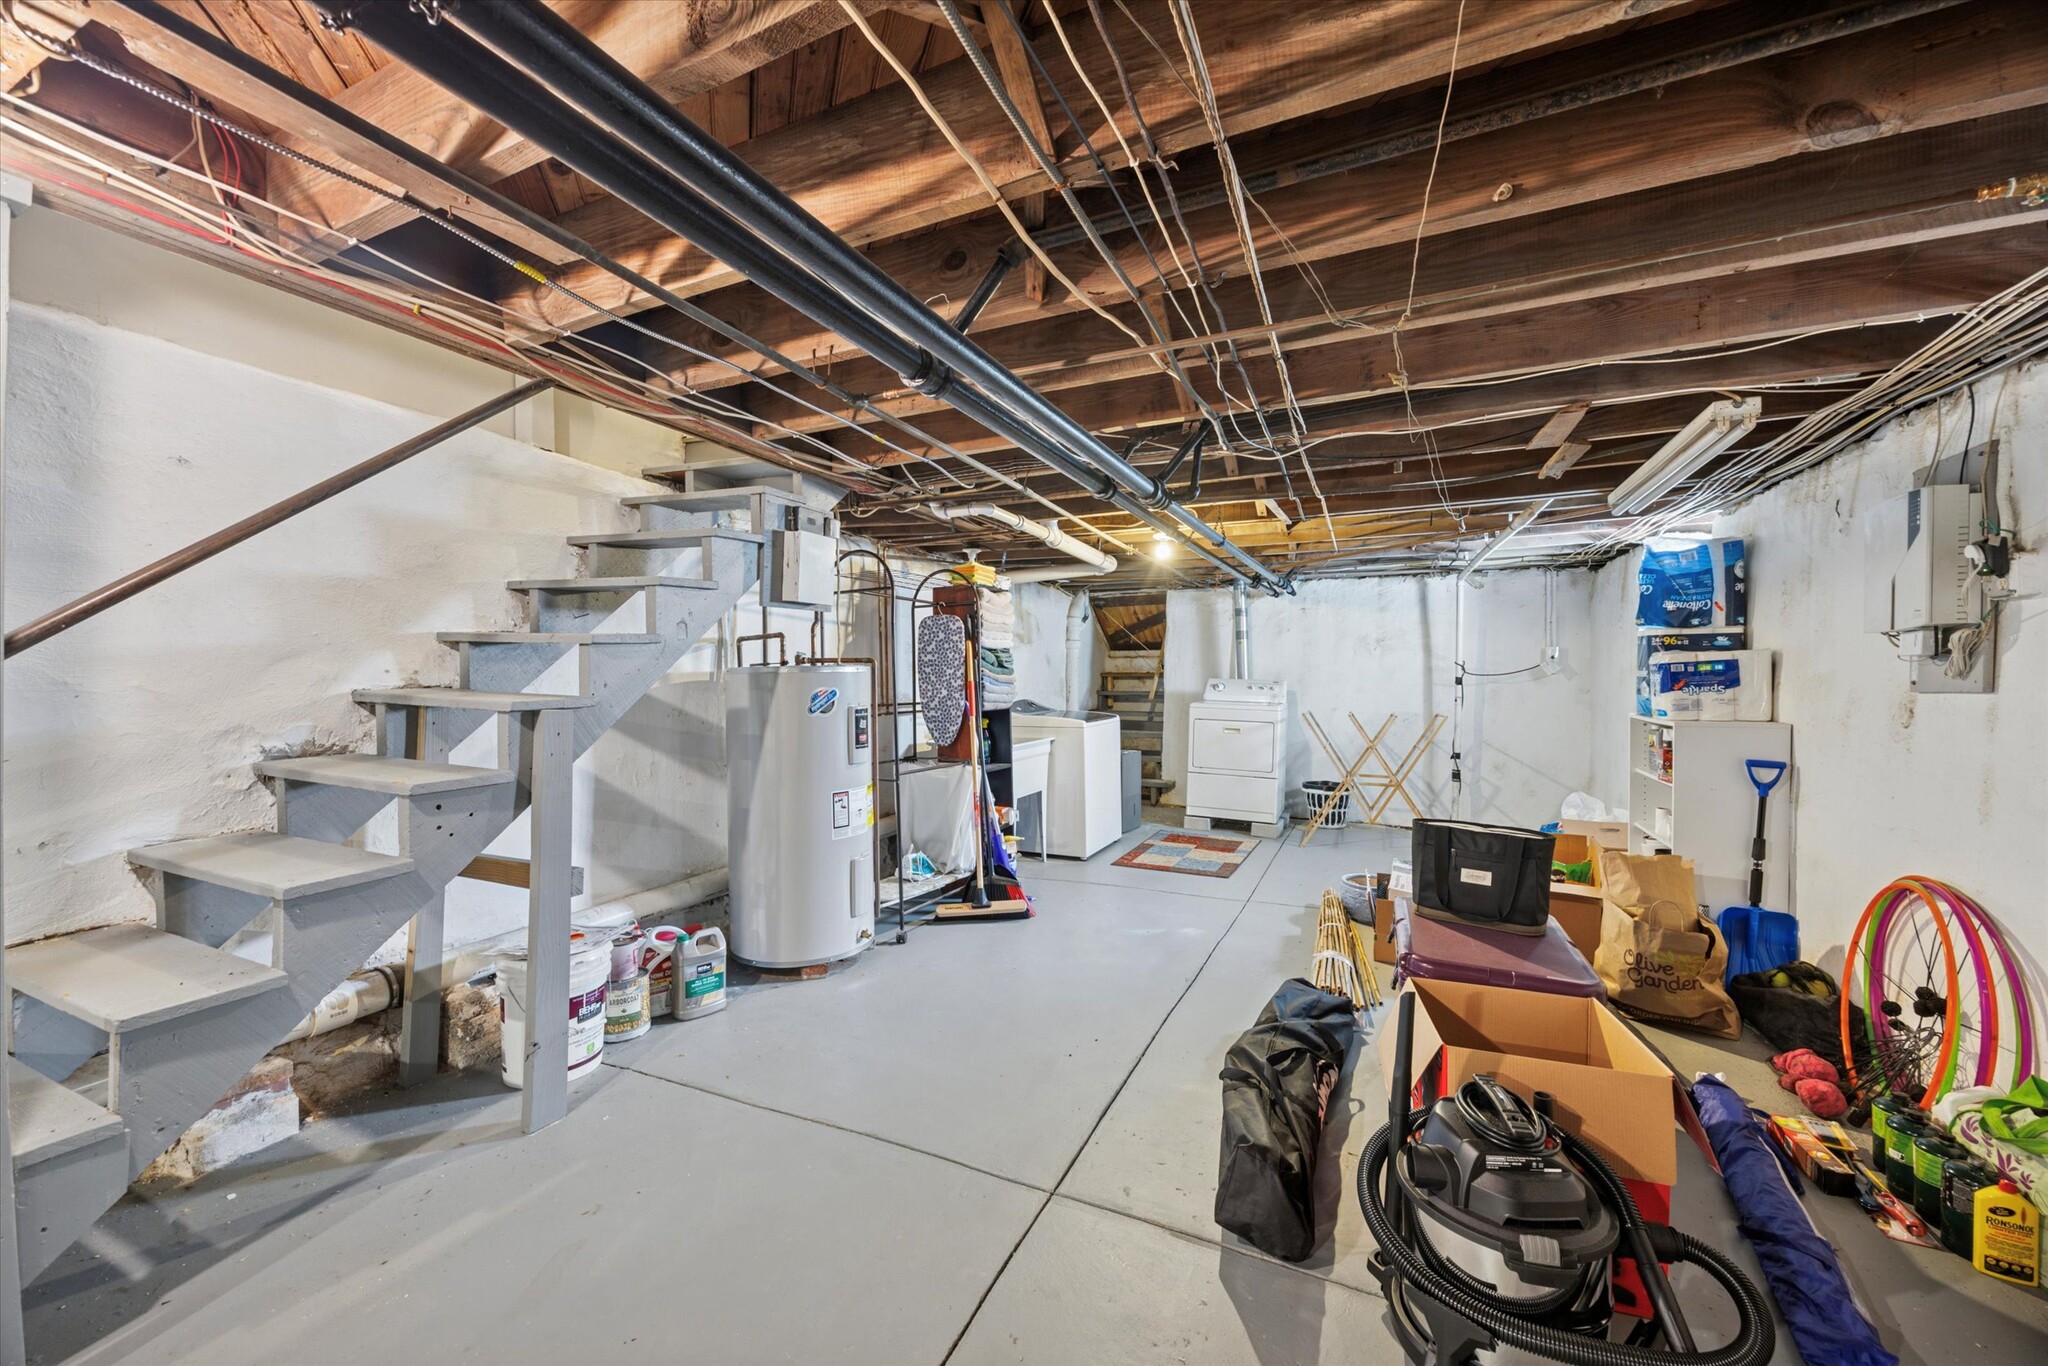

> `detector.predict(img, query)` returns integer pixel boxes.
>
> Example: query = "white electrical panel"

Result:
[769,528,837,607]
[1863,484,1981,649]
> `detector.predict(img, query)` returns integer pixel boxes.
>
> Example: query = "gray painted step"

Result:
[7,1058,123,1167]
[353,687,593,711]
[508,575,716,593]
[621,485,803,512]
[565,528,765,550]
[254,754,513,796]
[130,832,415,898]
[7,924,288,1032]
[436,631,659,645]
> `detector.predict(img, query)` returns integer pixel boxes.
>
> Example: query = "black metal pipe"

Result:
[1152,425,1207,504]
[952,244,1018,334]
[4,381,549,657]
[426,0,1285,593]
[316,2,1258,587]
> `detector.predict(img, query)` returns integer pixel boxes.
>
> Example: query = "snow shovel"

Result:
[1717,759,1796,977]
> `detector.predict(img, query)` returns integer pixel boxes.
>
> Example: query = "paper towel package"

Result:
[1649,649,1774,721]
[1634,629,1745,715]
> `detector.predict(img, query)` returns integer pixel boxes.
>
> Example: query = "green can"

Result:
[1912,1134,1969,1224]
[1942,1158,2001,1257]
[1885,1113,1932,1196]
[1870,1094,1920,1167]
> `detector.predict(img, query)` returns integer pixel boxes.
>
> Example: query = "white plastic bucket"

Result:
[605,928,651,1043]
[675,927,728,1021]
[644,927,682,1017]
[496,930,610,1089]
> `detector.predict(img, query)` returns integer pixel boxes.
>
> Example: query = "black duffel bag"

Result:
[1411,819,1554,935]
[1214,978,1358,1261]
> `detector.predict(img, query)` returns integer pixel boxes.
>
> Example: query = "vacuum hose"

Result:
[1357,1123,1776,1366]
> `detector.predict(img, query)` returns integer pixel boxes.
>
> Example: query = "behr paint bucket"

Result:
[675,927,728,1021]
[605,928,652,1042]
[644,927,683,1017]
[496,930,609,1089]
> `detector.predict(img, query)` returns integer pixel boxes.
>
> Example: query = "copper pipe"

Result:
[5,380,549,657]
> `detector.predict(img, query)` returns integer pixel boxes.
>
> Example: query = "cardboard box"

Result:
[1547,884,1605,963]
[1561,819,1629,849]
[1372,898,1400,965]
[1380,978,1703,1186]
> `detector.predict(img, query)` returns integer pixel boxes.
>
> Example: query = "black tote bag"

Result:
[1410,819,1554,935]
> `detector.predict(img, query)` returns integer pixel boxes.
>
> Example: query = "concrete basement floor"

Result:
[22,820,2048,1364]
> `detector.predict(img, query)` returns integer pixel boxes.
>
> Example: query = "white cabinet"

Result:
[1627,716,1793,914]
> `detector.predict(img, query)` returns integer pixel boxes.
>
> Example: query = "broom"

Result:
[1311,889,1382,1010]
[938,629,1029,920]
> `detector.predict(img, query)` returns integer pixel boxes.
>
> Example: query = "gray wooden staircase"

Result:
[5,485,775,1284]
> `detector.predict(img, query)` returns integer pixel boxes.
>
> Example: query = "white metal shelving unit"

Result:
[1627,714,1793,913]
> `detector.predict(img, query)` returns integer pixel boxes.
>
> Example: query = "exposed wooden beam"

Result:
[259,0,878,247]
[1538,441,1595,479]
[515,0,1680,328]
[1527,404,1590,450]
[984,0,1053,304]
[797,225,2045,450]
[655,1,2048,392]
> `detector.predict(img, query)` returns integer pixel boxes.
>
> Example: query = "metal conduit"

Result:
[370,0,1287,595]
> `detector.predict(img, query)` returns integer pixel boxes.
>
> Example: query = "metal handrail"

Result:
[4,380,550,657]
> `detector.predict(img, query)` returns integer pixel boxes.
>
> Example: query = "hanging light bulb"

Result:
[1151,532,1177,562]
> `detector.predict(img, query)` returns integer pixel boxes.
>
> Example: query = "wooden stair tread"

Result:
[254,754,512,796]
[353,687,593,712]
[6,925,288,1032]
[130,832,415,897]
[508,576,717,593]
[8,1059,124,1167]
[435,631,659,645]
[565,528,765,550]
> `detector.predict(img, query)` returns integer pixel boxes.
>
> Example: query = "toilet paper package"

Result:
[1634,630,1745,715]
[1637,538,1747,628]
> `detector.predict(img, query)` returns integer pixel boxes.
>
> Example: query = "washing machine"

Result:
[1010,702,1123,858]
[1185,678,1293,834]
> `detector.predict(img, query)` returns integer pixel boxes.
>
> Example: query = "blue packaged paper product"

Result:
[1637,538,1747,627]
[1633,629,1745,714]
[1650,650,1773,721]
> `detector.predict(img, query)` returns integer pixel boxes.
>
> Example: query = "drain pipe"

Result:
[925,504,1117,574]
[340,1,1285,597]
[1065,592,1095,712]
[1231,581,1254,680]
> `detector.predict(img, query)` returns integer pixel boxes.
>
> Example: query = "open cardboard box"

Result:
[1379,977,1710,1187]
[1373,897,1400,965]
[1549,820,1626,962]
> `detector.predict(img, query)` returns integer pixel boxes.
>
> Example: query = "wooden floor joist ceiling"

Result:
[6,0,2044,585]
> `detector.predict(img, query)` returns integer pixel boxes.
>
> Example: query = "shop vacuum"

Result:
[1359,994,1777,1366]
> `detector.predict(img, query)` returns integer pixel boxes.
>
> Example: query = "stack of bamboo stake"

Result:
[1311,889,1383,1010]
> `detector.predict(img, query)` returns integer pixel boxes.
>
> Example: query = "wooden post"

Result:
[520,710,575,1134]
[396,890,444,1088]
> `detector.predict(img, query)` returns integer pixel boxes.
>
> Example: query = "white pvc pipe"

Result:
[1231,581,1252,679]
[279,967,400,1043]
[1064,591,1093,712]
[925,503,1117,573]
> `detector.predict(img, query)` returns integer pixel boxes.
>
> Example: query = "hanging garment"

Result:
[917,613,968,745]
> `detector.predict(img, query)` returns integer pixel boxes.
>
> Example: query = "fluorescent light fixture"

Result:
[1460,497,1555,582]
[1607,398,1760,515]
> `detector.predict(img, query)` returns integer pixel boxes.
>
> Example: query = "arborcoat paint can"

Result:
[605,928,651,1042]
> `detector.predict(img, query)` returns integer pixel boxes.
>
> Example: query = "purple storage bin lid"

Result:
[1394,904,1604,997]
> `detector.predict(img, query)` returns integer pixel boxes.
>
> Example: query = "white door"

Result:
[1191,713,1277,776]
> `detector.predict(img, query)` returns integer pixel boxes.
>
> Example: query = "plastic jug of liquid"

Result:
[675,927,728,1021]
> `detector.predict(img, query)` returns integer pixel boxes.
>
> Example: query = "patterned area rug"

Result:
[1113,831,1262,878]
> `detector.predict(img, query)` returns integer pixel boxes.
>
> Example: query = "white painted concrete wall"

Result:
[11,208,686,477]
[1163,569,1600,829]
[1589,358,2047,983]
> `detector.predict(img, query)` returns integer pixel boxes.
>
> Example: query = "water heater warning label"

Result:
[830,787,870,840]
